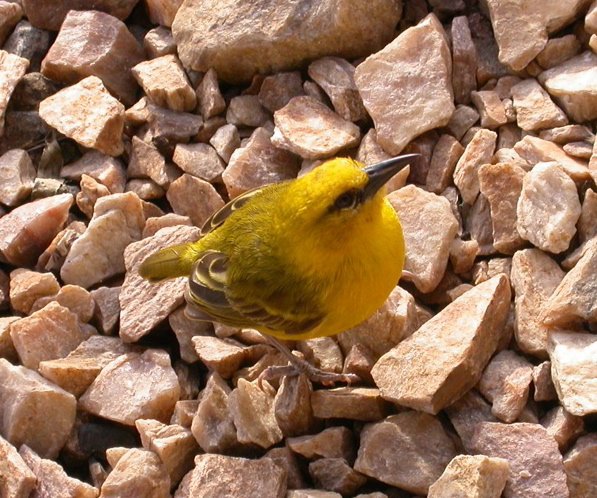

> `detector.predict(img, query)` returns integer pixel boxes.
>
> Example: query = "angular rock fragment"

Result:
[471,90,508,129]
[173,143,225,182]
[309,458,366,496]
[0,149,35,207]
[126,179,164,201]
[39,76,125,156]
[0,358,76,458]
[167,174,224,227]
[3,21,51,73]
[41,10,143,105]
[355,411,457,495]
[355,14,454,155]
[0,435,36,498]
[511,78,568,131]
[195,68,225,120]
[533,361,557,402]
[298,338,342,374]
[91,286,120,335]
[80,349,180,425]
[128,136,177,188]
[144,214,192,239]
[541,406,584,451]
[0,50,29,135]
[32,284,95,322]
[265,446,306,490]
[287,427,354,461]
[61,151,126,194]
[209,124,240,163]
[274,374,314,437]
[372,275,510,414]
[9,268,60,315]
[172,0,401,83]
[144,26,176,59]
[311,387,389,422]
[0,316,18,361]
[192,336,247,378]
[258,71,304,113]
[447,104,479,140]
[536,34,581,69]
[426,134,464,194]
[0,1,22,46]
[226,95,270,128]
[451,15,477,105]
[563,433,597,498]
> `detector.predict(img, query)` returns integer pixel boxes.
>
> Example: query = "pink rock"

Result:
[0,147,34,207]
[166,174,224,227]
[172,143,225,182]
[128,136,178,188]
[145,0,183,27]
[0,1,23,46]
[226,95,270,128]
[258,71,304,113]
[451,15,477,105]
[144,26,177,59]
[0,435,36,498]
[0,51,29,136]
[90,286,120,335]
[61,151,126,194]
[9,268,60,315]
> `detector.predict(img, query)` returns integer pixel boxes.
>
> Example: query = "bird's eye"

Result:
[333,190,361,211]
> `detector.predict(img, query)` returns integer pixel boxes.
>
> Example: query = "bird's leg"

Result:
[258,335,360,386]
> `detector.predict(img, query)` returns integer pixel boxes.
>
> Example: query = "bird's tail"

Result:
[138,243,195,282]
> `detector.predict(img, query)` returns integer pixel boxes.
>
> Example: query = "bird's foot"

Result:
[258,361,360,388]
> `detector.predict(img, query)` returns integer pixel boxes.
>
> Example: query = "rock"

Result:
[90,286,120,335]
[287,491,341,498]
[0,51,29,136]
[120,225,200,342]
[32,284,95,322]
[298,338,342,374]
[77,174,110,217]
[172,0,401,84]
[177,454,286,497]
[471,90,508,129]
[510,248,565,357]
[258,71,304,113]
[287,427,354,461]
[195,68,225,120]
[311,387,389,421]
[483,0,589,71]
[451,15,477,105]
[0,149,35,207]
[0,435,36,498]
[0,358,76,458]
[533,361,557,402]
[539,124,594,144]
[61,192,145,288]
[470,422,568,498]
[536,34,581,69]
[167,174,225,227]
[445,390,497,452]
[226,95,271,128]
[39,76,125,156]
[539,51,597,122]
[354,14,454,155]
[229,379,283,449]
[547,331,597,417]
[41,10,143,105]
[426,134,464,194]
[210,124,240,163]
[387,186,458,293]
[80,349,180,425]
[450,238,480,275]
[191,373,240,453]
[274,374,314,437]
[541,238,597,327]
[136,419,198,488]
[19,445,99,498]
[372,275,510,414]
[100,448,170,498]
[191,336,247,379]
[447,104,479,140]
[9,268,60,315]
[0,316,18,361]
[132,54,196,112]
[478,350,534,423]
[564,141,593,159]
[61,151,126,194]
[354,411,457,494]
[128,136,177,189]
[145,0,182,26]
[144,26,176,59]
[126,179,165,200]
[0,1,22,46]
[453,128,497,205]
[171,399,198,428]
[224,127,299,198]
[265,446,306,490]
[144,214,192,239]
[511,78,568,131]
[271,96,359,159]
[173,143,225,182]
[541,406,584,450]
[564,433,597,498]
[478,162,526,254]
[466,194,495,255]
[309,458,366,496]
[3,21,51,73]
[427,455,509,498]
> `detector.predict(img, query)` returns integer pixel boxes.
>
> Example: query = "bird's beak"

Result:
[363,154,420,199]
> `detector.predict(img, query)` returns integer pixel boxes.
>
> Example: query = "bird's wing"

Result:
[185,249,324,335]
[200,186,265,236]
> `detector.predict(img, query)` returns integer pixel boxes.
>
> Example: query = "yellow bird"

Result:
[139,154,416,384]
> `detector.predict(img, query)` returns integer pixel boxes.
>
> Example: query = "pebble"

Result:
[311,387,389,422]
[563,433,597,498]
[258,71,304,113]
[511,78,568,131]
[274,374,315,437]
[0,50,29,135]
[0,149,35,207]
[172,143,225,182]
[309,458,366,496]
[0,434,36,498]
[143,26,176,59]
[287,426,355,462]
[166,174,225,227]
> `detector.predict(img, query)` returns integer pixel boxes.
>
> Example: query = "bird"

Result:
[139,154,417,384]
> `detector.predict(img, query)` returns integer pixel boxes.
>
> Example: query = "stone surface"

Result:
[173,143,225,182]
[195,68,225,120]
[470,422,568,498]
[517,162,581,254]
[426,134,464,194]
[120,225,201,342]
[0,316,18,361]
[387,186,458,293]
[90,286,120,335]
[9,268,59,315]
[451,15,477,105]
[132,54,196,112]
[0,434,36,498]
[355,14,454,155]
[447,104,479,140]
[0,50,29,136]
[128,136,176,189]
[0,358,76,458]
[274,374,314,437]
[61,151,126,194]
[541,406,584,450]
[547,331,597,417]
[511,78,568,131]
[210,124,240,163]
[471,90,507,129]
[80,349,180,425]
[309,458,366,496]
[258,71,304,113]
[536,34,581,69]
[191,336,247,379]
[3,20,51,73]
[564,433,597,498]
[224,127,299,198]
[0,149,35,207]
[265,446,306,490]
[427,455,509,498]
[166,174,224,227]
[533,361,558,402]
[355,411,457,494]
[539,51,597,122]
[41,10,143,105]
[39,76,125,156]
[539,124,594,144]
[172,0,401,84]
[144,26,176,59]
[126,179,164,200]
[226,95,270,128]
[372,275,510,414]
[0,1,22,46]
[311,387,389,421]
[271,96,360,159]
[287,426,354,461]
[31,284,95,322]
[144,214,192,239]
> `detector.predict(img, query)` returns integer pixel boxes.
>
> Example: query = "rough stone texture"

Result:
[510,248,565,357]
[0,358,76,458]
[40,10,143,105]
[471,90,507,129]
[258,71,304,113]
[144,26,176,59]
[191,336,247,379]
[287,426,354,461]
[39,76,125,156]
[0,434,36,498]
[195,68,225,120]
[426,134,464,194]
[387,185,458,293]
[447,104,480,140]
[564,433,597,498]
[9,268,60,314]
[0,316,18,362]
[427,455,510,498]
[0,50,29,136]
[517,162,581,254]
[483,0,590,71]
[31,284,95,323]
[91,286,120,335]
[451,15,477,105]
[547,331,597,417]
[541,406,584,450]
[3,21,51,73]
[128,136,177,189]
[166,174,224,227]
[0,149,35,207]
[126,179,164,200]
[298,337,343,374]
[274,374,314,437]
[311,387,389,422]
[61,151,126,194]
[541,238,597,327]
[144,214,192,238]
[120,226,201,342]
[511,78,568,131]
[172,0,401,84]
[265,446,306,490]
[539,51,597,122]
[309,458,366,496]
[79,349,180,425]
[0,1,22,46]
[355,14,454,155]
[478,162,526,254]
[226,95,270,128]
[210,124,240,163]
[354,411,457,495]
[224,127,299,198]
[271,96,360,159]
[539,124,594,144]
[132,54,196,112]
[470,422,569,498]
[173,143,225,182]
[536,34,581,69]
[372,275,511,414]
[533,361,558,402]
